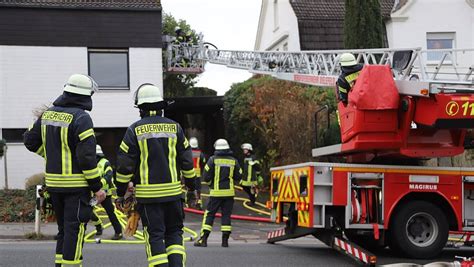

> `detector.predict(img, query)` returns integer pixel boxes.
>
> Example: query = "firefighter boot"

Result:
[194,230,210,247]
[95,224,103,236]
[222,232,230,248]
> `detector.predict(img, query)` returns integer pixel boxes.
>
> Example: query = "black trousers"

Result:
[242,186,256,204]
[139,200,185,267]
[201,197,234,234]
[90,195,122,234]
[50,190,92,267]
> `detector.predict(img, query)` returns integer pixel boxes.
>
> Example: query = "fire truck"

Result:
[165,37,474,265]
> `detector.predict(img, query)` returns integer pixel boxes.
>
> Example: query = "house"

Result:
[0,0,163,189]
[254,0,395,51]
[255,0,473,53]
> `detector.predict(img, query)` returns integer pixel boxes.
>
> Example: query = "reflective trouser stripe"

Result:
[139,139,149,185]
[61,127,72,175]
[168,137,177,182]
[74,223,85,262]
[144,227,152,259]
[148,253,168,267]
[55,254,63,264]
[61,261,82,267]
[221,225,232,232]
[201,210,212,235]
[166,244,186,266]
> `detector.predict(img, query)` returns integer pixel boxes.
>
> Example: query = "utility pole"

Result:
[3,143,8,189]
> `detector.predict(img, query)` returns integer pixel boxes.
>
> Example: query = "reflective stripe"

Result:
[119,141,129,153]
[138,132,177,141]
[74,223,85,261]
[144,227,152,259]
[168,137,177,182]
[148,253,168,267]
[41,124,48,165]
[209,189,235,197]
[183,138,189,148]
[345,71,360,85]
[83,167,100,180]
[61,127,72,175]
[221,225,232,232]
[181,169,195,179]
[61,260,82,267]
[116,172,133,183]
[204,165,210,171]
[166,244,186,266]
[338,86,348,93]
[138,139,149,185]
[214,166,220,191]
[35,146,45,158]
[135,182,182,199]
[55,254,63,264]
[215,159,236,166]
[45,175,88,188]
[78,128,94,141]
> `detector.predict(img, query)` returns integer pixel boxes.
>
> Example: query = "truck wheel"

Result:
[389,201,448,259]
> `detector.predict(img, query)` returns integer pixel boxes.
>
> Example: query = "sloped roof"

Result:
[0,0,161,10]
[289,0,395,50]
[290,0,394,20]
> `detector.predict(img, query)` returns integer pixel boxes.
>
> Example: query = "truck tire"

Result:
[389,200,448,259]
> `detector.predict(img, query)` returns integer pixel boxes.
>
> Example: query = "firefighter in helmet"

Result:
[89,145,123,240]
[189,137,206,210]
[115,83,196,267]
[240,143,263,206]
[194,139,242,248]
[336,53,363,105]
[24,74,106,267]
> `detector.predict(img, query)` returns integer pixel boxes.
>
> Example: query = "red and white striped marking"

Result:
[267,228,286,239]
[334,237,368,264]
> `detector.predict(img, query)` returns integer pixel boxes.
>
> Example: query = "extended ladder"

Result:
[165,38,474,96]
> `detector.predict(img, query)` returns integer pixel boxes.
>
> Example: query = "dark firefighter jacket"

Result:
[336,64,364,103]
[241,155,261,187]
[23,92,102,193]
[115,113,195,203]
[203,150,242,197]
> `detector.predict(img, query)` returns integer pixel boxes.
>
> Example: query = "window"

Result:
[426,32,455,61]
[88,49,129,90]
[2,129,27,143]
[273,0,279,31]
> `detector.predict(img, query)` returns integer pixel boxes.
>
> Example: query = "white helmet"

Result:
[189,137,199,149]
[214,139,230,150]
[340,53,357,67]
[64,74,98,96]
[134,83,164,106]
[241,143,253,151]
[96,144,104,155]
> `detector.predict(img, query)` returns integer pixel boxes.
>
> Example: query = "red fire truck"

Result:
[165,40,474,265]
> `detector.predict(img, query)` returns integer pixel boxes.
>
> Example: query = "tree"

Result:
[162,13,199,97]
[344,0,384,49]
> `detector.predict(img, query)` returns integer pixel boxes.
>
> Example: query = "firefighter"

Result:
[24,74,106,267]
[240,143,262,206]
[194,139,242,248]
[189,137,206,210]
[115,83,196,267]
[336,53,363,105]
[89,145,123,240]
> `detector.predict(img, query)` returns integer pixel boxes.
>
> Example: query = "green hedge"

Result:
[0,188,36,222]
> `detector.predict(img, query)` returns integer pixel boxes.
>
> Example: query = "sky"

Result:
[161,0,262,95]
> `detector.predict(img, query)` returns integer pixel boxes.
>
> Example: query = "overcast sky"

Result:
[161,0,261,95]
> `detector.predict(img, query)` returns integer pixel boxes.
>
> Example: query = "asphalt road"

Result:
[1,240,473,267]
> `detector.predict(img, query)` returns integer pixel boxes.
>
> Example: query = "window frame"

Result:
[87,48,130,90]
[426,32,456,64]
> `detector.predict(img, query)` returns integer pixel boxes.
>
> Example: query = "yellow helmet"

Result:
[134,83,164,106]
[63,74,98,96]
[340,53,357,67]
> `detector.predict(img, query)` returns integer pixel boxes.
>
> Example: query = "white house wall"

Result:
[0,45,163,189]
[386,0,473,50]
[255,0,300,51]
